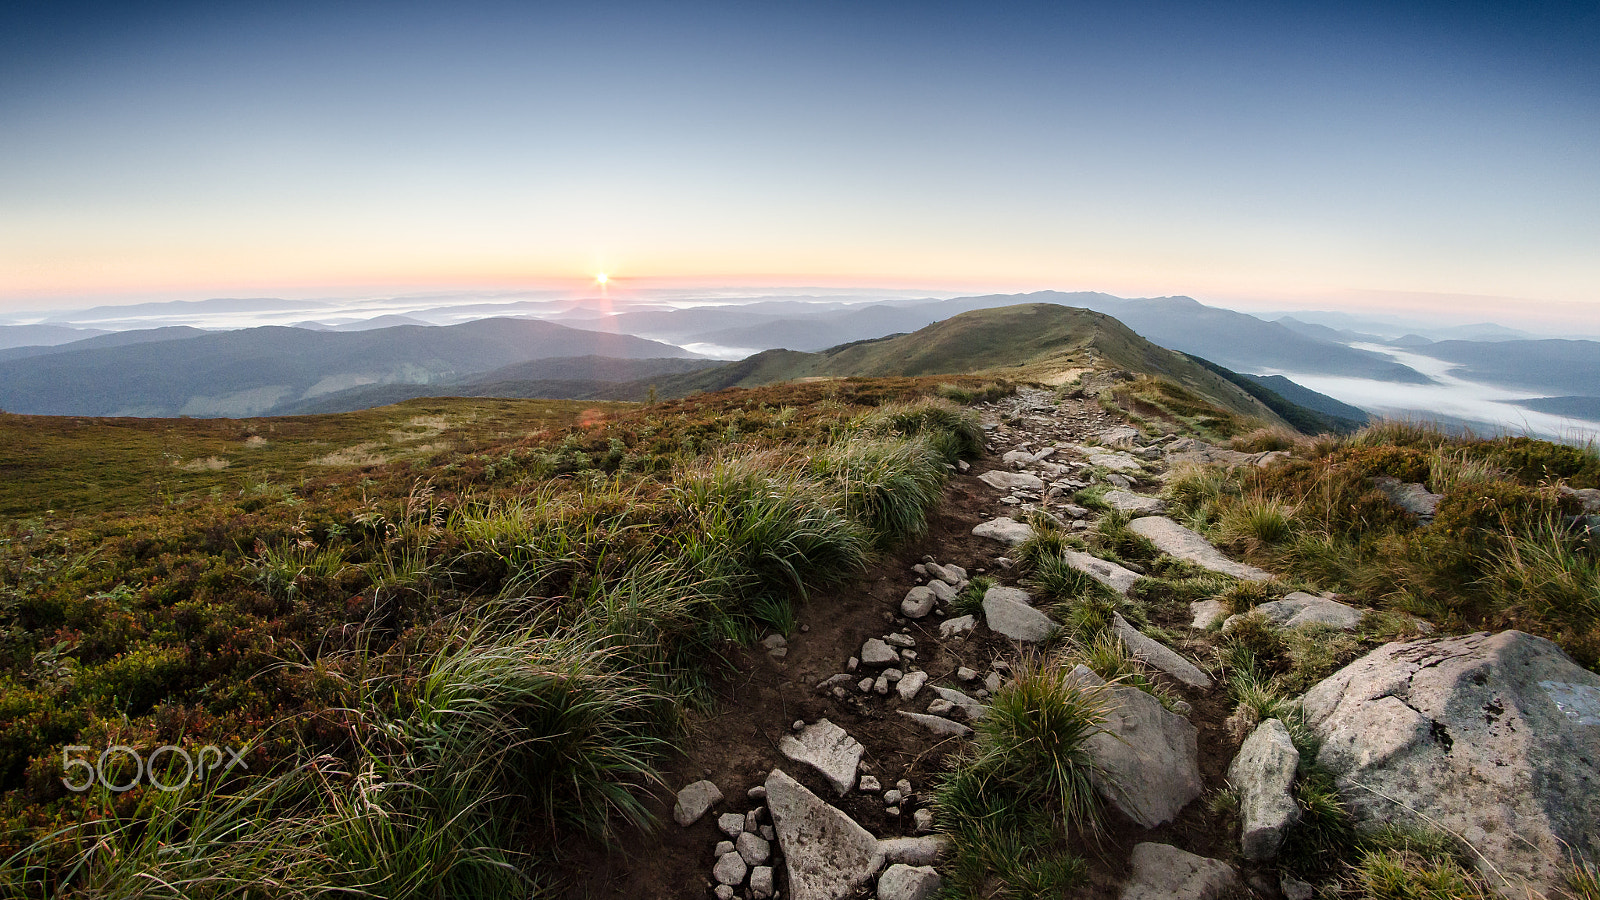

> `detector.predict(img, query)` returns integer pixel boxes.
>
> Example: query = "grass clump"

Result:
[934,659,1107,898]
[809,435,948,546]
[951,575,995,618]
[854,398,984,464]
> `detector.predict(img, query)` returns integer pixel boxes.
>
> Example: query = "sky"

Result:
[2,1,1596,325]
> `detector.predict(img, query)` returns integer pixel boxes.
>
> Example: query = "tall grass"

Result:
[809,435,948,546]
[854,399,984,463]
[933,659,1108,898]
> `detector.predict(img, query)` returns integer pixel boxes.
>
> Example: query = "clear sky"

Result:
[2,1,1596,323]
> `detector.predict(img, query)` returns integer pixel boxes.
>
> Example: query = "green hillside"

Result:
[640,304,1293,429]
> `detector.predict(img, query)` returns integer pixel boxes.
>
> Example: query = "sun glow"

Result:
[594,272,609,286]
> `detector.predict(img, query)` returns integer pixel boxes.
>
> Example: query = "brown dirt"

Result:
[564,394,1270,899]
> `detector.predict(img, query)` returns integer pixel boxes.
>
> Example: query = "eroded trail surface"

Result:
[569,388,1600,900]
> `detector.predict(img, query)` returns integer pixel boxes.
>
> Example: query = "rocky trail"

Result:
[572,389,1600,900]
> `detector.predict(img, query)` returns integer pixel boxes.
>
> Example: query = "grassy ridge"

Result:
[0,380,985,896]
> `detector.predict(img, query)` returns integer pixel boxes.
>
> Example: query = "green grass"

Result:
[0,378,986,893]
[933,659,1107,898]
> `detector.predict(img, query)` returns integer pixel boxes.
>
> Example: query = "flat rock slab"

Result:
[1304,630,1600,895]
[1097,426,1142,449]
[1071,666,1201,828]
[1238,592,1363,630]
[1112,614,1213,689]
[1190,599,1228,630]
[1069,444,1145,473]
[877,864,942,900]
[1227,718,1300,860]
[778,719,864,797]
[1165,438,1289,471]
[1119,843,1241,900]
[673,779,724,826]
[1062,549,1142,596]
[898,711,973,737]
[1102,489,1168,517]
[979,470,1046,492]
[926,685,987,721]
[765,768,886,900]
[972,517,1035,546]
[982,585,1059,642]
[939,615,976,639]
[860,639,899,667]
[1126,516,1272,582]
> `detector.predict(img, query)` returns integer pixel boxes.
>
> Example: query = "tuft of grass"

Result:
[1072,632,1175,708]
[1230,427,1301,453]
[934,660,1106,897]
[809,435,948,546]
[854,398,984,464]
[951,575,996,618]
[1217,494,1295,550]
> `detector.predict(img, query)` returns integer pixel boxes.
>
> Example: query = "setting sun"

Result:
[594,272,609,286]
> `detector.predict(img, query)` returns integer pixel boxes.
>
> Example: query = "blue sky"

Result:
[2,1,1595,324]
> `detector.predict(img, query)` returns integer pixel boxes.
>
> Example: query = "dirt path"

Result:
[568,389,1257,899]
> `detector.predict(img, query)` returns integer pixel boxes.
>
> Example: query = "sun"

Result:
[594,272,609,286]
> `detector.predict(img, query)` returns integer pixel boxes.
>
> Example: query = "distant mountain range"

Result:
[0,319,695,417]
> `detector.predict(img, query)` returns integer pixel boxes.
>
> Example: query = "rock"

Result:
[1560,485,1600,514]
[1373,476,1444,518]
[898,711,973,737]
[715,839,735,856]
[972,516,1035,546]
[713,850,747,886]
[857,677,874,693]
[761,633,787,651]
[715,884,735,900]
[748,785,768,800]
[1070,444,1145,473]
[1102,489,1167,517]
[765,769,885,900]
[939,615,976,639]
[884,788,903,804]
[1061,550,1142,596]
[1190,599,1228,630]
[926,685,987,721]
[1002,449,1035,468]
[860,639,899,667]
[737,830,771,866]
[901,586,937,619]
[1060,502,1090,518]
[874,674,891,694]
[1120,843,1241,900]
[673,779,724,826]
[1303,630,1600,894]
[884,633,916,648]
[817,673,854,692]
[1097,426,1141,448]
[746,808,763,831]
[879,835,949,866]
[957,459,970,472]
[883,667,903,682]
[956,666,979,682]
[778,719,864,797]
[877,864,943,900]
[927,698,955,716]
[750,865,774,898]
[1126,516,1272,581]
[913,807,934,833]
[1281,874,1314,900]
[982,585,1059,642]
[925,579,958,604]
[984,671,1002,693]
[761,824,775,841]
[925,562,964,585]
[897,670,929,701]
[1227,718,1300,860]
[980,470,1046,492]
[1240,592,1364,630]
[1069,666,1201,828]
[897,778,912,794]
[859,775,880,792]
[717,812,746,838]
[1112,614,1213,689]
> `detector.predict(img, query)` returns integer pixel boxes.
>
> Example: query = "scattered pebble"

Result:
[859,775,881,792]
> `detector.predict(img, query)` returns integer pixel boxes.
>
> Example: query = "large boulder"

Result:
[1226,718,1299,860]
[765,768,885,900]
[1071,666,1202,828]
[1373,476,1443,518]
[1126,516,1272,582]
[1232,592,1363,631]
[1303,631,1600,894]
